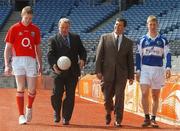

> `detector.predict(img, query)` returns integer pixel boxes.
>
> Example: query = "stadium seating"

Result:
[36,0,118,74]
[0,3,12,74]
[95,0,180,42]
[32,0,76,36]
[0,0,179,75]
[0,3,12,30]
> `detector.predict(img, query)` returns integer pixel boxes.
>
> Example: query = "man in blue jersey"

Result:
[136,15,171,128]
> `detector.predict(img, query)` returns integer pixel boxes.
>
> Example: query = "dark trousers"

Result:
[51,74,78,121]
[102,72,127,123]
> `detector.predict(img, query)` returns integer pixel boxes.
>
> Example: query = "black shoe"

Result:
[54,112,60,123]
[114,121,121,127]
[142,119,151,127]
[151,120,159,128]
[105,114,111,125]
[62,118,69,125]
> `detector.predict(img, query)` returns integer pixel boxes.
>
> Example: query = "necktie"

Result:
[64,37,70,48]
[116,35,119,50]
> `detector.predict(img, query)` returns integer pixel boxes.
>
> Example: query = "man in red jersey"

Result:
[4,6,42,125]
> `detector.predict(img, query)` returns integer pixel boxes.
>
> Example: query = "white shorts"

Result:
[12,56,37,77]
[140,65,165,89]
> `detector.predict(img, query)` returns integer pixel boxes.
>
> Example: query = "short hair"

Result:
[147,15,158,23]
[21,6,33,16]
[58,18,71,27]
[116,18,127,27]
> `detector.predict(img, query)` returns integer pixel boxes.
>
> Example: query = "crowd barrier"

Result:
[37,74,180,125]
[77,74,180,126]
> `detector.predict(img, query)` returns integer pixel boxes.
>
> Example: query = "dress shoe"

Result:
[105,114,111,125]
[54,112,60,123]
[62,118,69,125]
[114,121,122,127]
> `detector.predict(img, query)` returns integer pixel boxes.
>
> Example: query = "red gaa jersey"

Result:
[5,22,41,58]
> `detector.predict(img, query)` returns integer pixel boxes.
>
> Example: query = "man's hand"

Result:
[38,65,42,75]
[53,64,61,74]
[136,72,140,82]
[4,65,12,76]
[166,70,171,79]
[79,60,85,69]
[96,73,103,80]
[129,79,134,85]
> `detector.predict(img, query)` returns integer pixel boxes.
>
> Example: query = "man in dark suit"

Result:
[47,18,87,125]
[95,18,134,127]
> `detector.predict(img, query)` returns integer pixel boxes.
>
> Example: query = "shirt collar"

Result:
[146,33,159,40]
[19,21,32,27]
[113,32,122,39]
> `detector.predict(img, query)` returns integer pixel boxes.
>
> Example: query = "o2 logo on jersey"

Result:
[21,37,32,49]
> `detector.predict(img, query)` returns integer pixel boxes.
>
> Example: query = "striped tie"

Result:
[64,37,70,48]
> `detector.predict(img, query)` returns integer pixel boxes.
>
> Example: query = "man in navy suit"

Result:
[47,18,87,125]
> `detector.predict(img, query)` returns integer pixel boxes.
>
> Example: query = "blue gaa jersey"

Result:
[136,34,171,71]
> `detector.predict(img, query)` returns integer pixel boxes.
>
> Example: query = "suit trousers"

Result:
[102,71,127,123]
[51,72,78,121]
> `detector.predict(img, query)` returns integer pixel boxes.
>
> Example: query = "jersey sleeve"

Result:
[135,39,142,71]
[34,26,41,45]
[163,37,171,69]
[4,26,15,44]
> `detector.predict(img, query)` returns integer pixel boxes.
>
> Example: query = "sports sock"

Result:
[151,115,156,121]
[27,91,36,108]
[145,114,150,120]
[16,91,24,115]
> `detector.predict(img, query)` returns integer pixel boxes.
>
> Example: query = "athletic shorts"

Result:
[12,56,37,77]
[140,65,165,89]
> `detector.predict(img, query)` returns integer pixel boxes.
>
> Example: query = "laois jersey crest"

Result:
[136,34,171,71]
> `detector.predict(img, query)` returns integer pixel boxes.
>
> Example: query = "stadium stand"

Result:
[32,0,75,36]
[0,2,12,30]
[0,2,12,73]
[0,0,179,75]
[0,0,179,126]
[34,0,118,74]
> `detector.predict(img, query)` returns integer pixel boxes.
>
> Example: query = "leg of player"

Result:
[26,76,37,122]
[151,89,160,128]
[141,85,151,127]
[15,75,27,125]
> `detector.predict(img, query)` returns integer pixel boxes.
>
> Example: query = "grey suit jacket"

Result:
[95,32,134,82]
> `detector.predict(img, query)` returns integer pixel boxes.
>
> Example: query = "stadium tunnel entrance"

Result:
[14,0,33,11]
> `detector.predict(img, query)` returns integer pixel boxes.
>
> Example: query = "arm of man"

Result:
[127,40,134,85]
[164,38,171,79]
[35,44,42,75]
[4,42,12,76]
[47,37,61,74]
[77,35,87,69]
[95,35,104,80]
[135,40,142,82]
